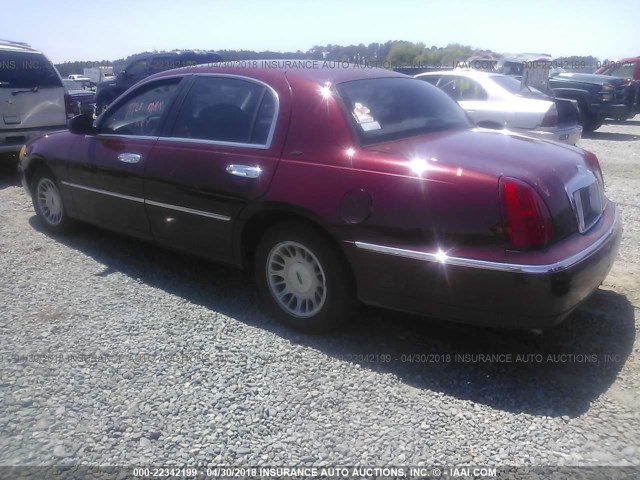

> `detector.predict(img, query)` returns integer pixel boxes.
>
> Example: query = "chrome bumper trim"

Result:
[354,208,619,274]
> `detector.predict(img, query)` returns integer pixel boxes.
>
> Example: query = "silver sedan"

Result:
[416,70,583,145]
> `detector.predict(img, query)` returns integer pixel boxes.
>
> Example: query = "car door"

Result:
[143,74,287,263]
[65,77,183,237]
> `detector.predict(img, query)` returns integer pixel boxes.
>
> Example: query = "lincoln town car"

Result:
[18,61,622,333]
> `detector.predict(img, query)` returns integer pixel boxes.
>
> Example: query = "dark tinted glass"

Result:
[0,52,62,88]
[336,77,471,145]
[171,76,272,144]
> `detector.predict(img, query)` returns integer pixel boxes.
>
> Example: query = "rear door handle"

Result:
[226,164,262,178]
[117,153,141,164]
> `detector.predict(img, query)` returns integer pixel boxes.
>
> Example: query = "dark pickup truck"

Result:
[95,50,223,114]
[494,55,634,132]
[548,72,631,130]
[595,57,640,119]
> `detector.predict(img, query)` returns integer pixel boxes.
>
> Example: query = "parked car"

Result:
[94,50,223,114]
[62,79,96,116]
[68,74,91,82]
[471,54,634,131]
[595,57,640,118]
[0,39,69,159]
[18,62,621,333]
[415,70,582,144]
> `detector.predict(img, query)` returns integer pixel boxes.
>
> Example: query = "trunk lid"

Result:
[363,128,599,240]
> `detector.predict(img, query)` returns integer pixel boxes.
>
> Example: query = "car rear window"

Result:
[336,77,471,145]
[491,75,546,97]
[0,51,62,88]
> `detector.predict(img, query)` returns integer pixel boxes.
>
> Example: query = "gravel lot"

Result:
[0,120,639,468]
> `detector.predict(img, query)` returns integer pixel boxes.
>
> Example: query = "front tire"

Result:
[255,223,356,333]
[31,168,72,234]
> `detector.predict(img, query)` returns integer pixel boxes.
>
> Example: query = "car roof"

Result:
[133,50,222,61]
[0,39,42,54]
[151,59,407,84]
[417,69,497,79]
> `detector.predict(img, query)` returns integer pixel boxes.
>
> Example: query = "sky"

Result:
[3,0,639,64]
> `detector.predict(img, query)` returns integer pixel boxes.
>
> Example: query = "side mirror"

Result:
[68,114,96,135]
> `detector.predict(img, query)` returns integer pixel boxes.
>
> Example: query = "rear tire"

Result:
[255,222,356,333]
[31,168,73,234]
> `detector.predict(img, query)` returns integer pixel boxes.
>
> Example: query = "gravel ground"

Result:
[0,120,639,468]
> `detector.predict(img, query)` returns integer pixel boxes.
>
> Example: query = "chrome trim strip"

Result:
[98,134,159,141]
[61,181,144,203]
[160,136,269,150]
[61,182,231,222]
[145,199,231,222]
[354,209,619,274]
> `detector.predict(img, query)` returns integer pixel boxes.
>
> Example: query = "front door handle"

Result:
[117,153,141,164]
[226,164,262,178]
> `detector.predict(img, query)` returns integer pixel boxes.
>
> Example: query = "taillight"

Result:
[64,93,75,119]
[541,104,558,127]
[499,177,553,250]
[583,150,605,191]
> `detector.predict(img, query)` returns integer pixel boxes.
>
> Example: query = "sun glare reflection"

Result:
[408,157,430,177]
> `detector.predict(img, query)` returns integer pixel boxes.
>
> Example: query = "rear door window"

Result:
[169,76,277,146]
[0,52,62,88]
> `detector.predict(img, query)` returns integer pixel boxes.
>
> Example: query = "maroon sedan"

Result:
[18,61,622,333]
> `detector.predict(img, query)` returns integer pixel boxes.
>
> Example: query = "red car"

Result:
[18,61,622,333]
[596,57,640,117]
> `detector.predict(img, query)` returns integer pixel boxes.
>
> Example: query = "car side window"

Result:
[126,59,149,78]
[437,77,488,101]
[418,76,441,86]
[608,63,635,80]
[100,79,180,136]
[170,76,276,145]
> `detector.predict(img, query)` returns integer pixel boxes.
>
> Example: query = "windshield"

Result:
[0,51,62,88]
[63,79,82,89]
[490,75,546,97]
[336,77,471,145]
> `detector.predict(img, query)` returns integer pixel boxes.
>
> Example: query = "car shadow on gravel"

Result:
[29,217,636,419]
[0,157,20,189]
[604,120,640,127]
[582,131,640,141]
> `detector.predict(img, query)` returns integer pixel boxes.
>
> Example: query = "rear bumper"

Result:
[511,124,583,145]
[345,202,622,329]
[0,125,67,155]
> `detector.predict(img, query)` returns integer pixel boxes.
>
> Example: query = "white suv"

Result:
[1,40,69,158]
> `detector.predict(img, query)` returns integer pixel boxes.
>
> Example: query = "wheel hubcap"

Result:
[266,241,327,318]
[36,178,63,225]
